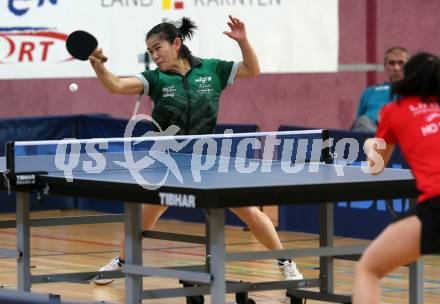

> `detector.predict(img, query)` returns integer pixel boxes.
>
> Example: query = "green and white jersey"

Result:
[135,55,239,135]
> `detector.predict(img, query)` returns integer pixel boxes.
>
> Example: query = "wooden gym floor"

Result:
[0,210,439,303]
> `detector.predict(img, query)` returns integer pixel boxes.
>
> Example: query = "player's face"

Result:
[146,35,180,71]
[384,51,408,82]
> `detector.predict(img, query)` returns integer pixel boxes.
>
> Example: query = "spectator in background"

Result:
[351,47,409,132]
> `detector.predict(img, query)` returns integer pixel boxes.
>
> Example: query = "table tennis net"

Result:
[8,130,331,174]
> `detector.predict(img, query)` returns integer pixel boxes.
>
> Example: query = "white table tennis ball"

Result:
[69,83,78,92]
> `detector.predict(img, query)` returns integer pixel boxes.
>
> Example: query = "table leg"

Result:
[16,192,31,292]
[207,209,225,304]
[125,202,142,304]
[320,202,334,294]
[409,198,424,304]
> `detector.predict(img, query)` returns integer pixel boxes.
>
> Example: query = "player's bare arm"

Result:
[223,15,260,78]
[89,48,143,95]
[363,138,395,175]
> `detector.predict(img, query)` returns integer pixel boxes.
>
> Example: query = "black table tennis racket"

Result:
[66,30,108,63]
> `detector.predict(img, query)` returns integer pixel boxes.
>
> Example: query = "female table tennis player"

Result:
[89,15,303,285]
[353,52,440,303]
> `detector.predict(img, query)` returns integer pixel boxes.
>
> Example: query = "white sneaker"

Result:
[93,256,123,285]
[277,260,303,280]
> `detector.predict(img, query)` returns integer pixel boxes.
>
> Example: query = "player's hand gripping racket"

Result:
[66,30,108,63]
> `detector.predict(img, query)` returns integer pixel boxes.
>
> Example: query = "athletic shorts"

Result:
[397,196,440,254]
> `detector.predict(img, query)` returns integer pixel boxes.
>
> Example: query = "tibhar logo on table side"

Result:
[159,192,195,208]
[54,114,385,190]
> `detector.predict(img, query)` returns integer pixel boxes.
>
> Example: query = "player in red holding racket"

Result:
[353,52,440,303]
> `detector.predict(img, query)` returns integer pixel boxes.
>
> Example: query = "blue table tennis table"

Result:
[0,130,421,304]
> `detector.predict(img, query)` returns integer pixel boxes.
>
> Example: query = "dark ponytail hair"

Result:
[146,17,197,60]
[392,52,440,104]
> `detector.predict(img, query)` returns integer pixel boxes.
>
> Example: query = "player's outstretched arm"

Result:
[89,48,143,95]
[363,138,395,175]
[223,15,260,78]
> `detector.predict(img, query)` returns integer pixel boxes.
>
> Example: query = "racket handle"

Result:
[99,54,108,63]
[92,47,108,63]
